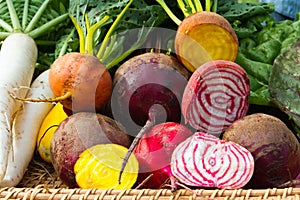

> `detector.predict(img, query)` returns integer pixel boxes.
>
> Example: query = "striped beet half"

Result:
[181,60,250,135]
[171,132,254,189]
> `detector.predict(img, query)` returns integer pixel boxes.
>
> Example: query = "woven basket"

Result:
[0,155,299,200]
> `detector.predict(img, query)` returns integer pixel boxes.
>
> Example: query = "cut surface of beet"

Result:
[182,60,250,135]
[171,132,254,189]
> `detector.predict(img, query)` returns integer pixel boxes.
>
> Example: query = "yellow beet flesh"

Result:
[74,144,139,189]
[175,11,239,72]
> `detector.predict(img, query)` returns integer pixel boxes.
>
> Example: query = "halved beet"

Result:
[182,60,250,135]
[171,132,254,189]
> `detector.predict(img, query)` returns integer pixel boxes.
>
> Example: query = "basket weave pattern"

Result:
[0,156,299,200]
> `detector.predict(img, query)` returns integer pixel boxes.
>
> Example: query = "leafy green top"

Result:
[0,0,69,40]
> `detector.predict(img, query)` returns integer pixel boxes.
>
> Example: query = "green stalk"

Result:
[106,26,153,69]
[96,0,134,60]
[22,0,29,29]
[28,13,68,39]
[100,32,117,60]
[0,32,10,40]
[156,0,182,25]
[69,14,85,53]
[0,19,13,32]
[194,0,203,12]
[25,0,50,33]
[187,0,197,13]
[84,14,90,32]
[86,15,110,54]
[177,0,190,17]
[58,28,75,57]
[212,0,218,12]
[205,0,211,11]
[6,0,21,31]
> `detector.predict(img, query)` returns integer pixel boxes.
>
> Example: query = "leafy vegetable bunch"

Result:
[218,0,300,135]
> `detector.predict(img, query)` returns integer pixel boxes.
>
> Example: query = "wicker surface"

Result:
[1,155,300,200]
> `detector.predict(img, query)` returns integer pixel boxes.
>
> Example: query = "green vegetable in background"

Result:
[269,38,300,135]
[65,0,168,70]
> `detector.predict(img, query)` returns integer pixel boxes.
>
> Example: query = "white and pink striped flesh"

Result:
[181,60,250,135]
[171,132,254,189]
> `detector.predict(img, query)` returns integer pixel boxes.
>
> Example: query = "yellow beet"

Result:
[74,144,139,189]
[37,103,68,162]
[175,11,239,72]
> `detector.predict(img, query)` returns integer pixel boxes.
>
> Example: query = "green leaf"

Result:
[269,38,300,132]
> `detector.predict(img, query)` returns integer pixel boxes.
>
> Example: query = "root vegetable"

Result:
[175,11,239,72]
[171,132,254,189]
[37,102,68,163]
[50,112,131,188]
[222,113,300,188]
[0,69,54,187]
[111,52,190,134]
[74,144,139,189]
[182,60,250,135]
[48,52,113,113]
[110,52,190,183]
[0,33,37,182]
[133,122,193,189]
[156,0,238,72]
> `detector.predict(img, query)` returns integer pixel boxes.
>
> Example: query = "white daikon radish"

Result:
[0,70,55,186]
[0,33,37,182]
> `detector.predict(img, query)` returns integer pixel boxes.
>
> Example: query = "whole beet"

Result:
[134,122,193,189]
[110,52,190,136]
[50,112,131,188]
[110,52,191,183]
[222,113,300,188]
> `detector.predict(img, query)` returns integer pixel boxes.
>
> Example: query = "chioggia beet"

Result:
[171,132,254,189]
[181,60,250,135]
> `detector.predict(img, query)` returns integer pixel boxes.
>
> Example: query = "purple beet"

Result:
[222,113,300,188]
[110,52,191,183]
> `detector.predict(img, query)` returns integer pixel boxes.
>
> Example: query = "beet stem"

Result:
[135,174,154,189]
[118,118,155,184]
[278,179,300,188]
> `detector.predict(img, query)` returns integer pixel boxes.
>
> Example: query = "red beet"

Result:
[111,52,190,135]
[171,132,254,189]
[110,52,191,182]
[133,122,193,189]
[182,60,250,135]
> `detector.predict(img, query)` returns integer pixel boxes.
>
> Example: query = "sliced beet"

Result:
[182,60,250,135]
[171,132,254,189]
